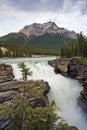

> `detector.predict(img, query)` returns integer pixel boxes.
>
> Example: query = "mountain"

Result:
[19,21,77,39]
[0,21,78,50]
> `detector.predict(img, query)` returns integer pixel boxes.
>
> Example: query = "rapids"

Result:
[0,57,87,130]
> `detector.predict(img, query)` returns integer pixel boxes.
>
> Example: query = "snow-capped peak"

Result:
[43,21,58,30]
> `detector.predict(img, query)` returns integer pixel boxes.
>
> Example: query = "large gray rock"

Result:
[76,65,87,110]
[0,116,8,130]
[0,90,18,103]
[0,80,19,92]
[67,59,79,79]
[0,79,50,129]
[0,64,14,83]
[48,59,61,74]
[48,58,70,76]
[48,58,79,78]
[78,80,87,111]
[0,80,50,103]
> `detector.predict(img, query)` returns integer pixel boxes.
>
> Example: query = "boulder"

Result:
[48,58,71,76]
[40,80,50,95]
[48,58,79,78]
[48,59,62,74]
[0,64,14,83]
[0,80,20,92]
[67,59,79,79]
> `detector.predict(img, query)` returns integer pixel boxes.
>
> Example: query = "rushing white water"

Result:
[1,57,87,130]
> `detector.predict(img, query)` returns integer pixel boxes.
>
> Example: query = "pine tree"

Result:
[0,63,64,130]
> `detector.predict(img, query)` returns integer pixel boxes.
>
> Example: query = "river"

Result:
[0,57,87,130]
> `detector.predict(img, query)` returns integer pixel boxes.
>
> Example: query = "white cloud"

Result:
[40,0,49,3]
[0,0,87,36]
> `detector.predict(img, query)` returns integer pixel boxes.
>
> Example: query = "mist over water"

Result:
[1,57,87,130]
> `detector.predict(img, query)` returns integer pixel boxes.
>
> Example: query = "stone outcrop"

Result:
[48,58,70,75]
[48,58,80,78]
[0,64,14,83]
[77,65,87,111]
[48,59,62,74]
[67,59,79,79]
[0,64,51,129]
[0,90,18,103]
[0,79,50,130]
[0,80,50,104]
[0,116,9,130]
[67,62,87,111]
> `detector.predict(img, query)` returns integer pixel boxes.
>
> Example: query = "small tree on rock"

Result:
[0,63,73,130]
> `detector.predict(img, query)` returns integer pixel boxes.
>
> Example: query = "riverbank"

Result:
[0,63,51,129]
[0,60,79,130]
[48,58,87,111]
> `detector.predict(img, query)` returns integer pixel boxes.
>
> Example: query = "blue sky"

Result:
[0,0,87,36]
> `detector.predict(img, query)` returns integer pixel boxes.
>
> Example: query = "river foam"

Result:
[1,57,87,130]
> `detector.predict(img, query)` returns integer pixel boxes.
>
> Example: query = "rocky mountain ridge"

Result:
[0,21,78,51]
[19,21,77,39]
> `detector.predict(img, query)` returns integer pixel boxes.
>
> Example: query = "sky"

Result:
[0,0,87,36]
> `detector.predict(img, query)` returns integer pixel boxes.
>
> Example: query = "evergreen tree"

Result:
[61,32,87,57]
[0,63,65,130]
[77,32,85,56]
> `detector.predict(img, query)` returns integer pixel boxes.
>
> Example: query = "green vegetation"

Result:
[78,57,87,65]
[0,44,59,57]
[27,33,76,50]
[61,32,87,58]
[0,32,77,51]
[0,63,73,130]
[34,80,43,86]
[0,33,25,45]
[0,31,78,57]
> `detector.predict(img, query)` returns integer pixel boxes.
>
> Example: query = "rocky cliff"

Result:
[0,63,79,130]
[0,64,50,129]
[48,58,87,111]
[0,64,14,83]
[77,65,87,111]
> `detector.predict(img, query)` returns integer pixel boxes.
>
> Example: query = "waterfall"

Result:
[1,57,87,130]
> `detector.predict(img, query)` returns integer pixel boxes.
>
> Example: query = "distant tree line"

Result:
[0,44,59,57]
[61,32,87,57]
